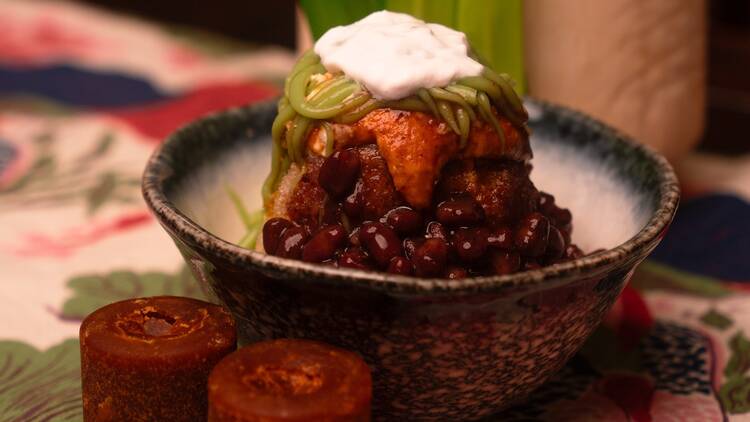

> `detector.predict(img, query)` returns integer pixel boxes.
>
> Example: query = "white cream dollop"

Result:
[314,11,483,100]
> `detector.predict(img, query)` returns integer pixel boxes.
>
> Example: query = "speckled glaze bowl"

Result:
[143,99,679,421]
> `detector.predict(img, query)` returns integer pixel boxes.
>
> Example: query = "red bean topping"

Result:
[348,227,361,246]
[552,207,573,227]
[452,228,489,263]
[262,218,293,255]
[412,238,448,277]
[486,226,514,250]
[274,226,308,259]
[385,207,422,235]
[359,222,403,268]
[446,266,468,279]
[523,260,542,270]
[435,197,485,227]
[545,226,565,261]
[321,199,343,226]
[490,251,521,275]
[387,256,413,276]
[538,192,556,215]
[302,224,347,263]
[343,186,363,219]
[318,149,361,198]
[338,247,372,270]
[515,212,550,257]
[403,238,423,260]
[426,221,448,240]
[565,244,584,260]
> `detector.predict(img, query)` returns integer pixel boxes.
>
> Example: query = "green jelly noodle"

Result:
[262,49,528,206]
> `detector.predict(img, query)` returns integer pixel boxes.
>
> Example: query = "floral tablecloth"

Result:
[1,2,750,421]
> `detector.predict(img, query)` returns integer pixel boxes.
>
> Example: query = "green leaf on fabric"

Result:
[61,266,206,320]
[725,332,750,379]
[86,172,118,215]
[701,308,733,331]
[720,375,750,414]
[630,260,732,298]
[0,339,82,421]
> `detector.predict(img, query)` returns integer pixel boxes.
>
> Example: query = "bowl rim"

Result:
[142,98,680,295]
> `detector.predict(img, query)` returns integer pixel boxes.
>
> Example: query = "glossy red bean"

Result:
[321,199,342,226]
[435,197,485,227]
[486,226,514,250]
[262,218,293,255]
[412,238,448,277]
[515,212,550,257]
[359,222,403,268]
[565,244,584,260]
[426,221,448,240]
[490,251,521,275]
[349,227,361,246]
[452,228,489,263]
[403,238,422,260]
[545,226,565,261]
[337,247,372,270]
[274,226,308,259]
[302,224,347,263]
[318,149,361,198]
[387,256,413,276]
[343,186,363,218]
[446,266,468,279]
[538,192,556,215]
[552,207,572,226]
[385,207,422,235]
[523,260,542,270]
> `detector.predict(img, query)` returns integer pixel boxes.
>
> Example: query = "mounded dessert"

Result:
[257,11,584,278]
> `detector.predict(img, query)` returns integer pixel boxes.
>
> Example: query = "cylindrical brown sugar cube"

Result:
[80,296,237,422]
[208,339,372,422]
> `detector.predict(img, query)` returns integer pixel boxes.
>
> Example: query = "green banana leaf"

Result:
[298,0,525,94]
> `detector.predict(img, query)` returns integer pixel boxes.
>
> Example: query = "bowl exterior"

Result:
[166,227,644,420]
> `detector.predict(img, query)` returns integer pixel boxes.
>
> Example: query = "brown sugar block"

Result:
[80,296,237,422]
[208,339,372,422]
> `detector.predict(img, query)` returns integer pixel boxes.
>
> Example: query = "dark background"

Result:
[81,0,749,154]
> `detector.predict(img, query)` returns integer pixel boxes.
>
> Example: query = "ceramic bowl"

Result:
[142,99,679,420]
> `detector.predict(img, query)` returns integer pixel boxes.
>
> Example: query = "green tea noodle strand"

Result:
[455,106,471,148]
[309,81,364,110]
[428,87,476,120]
[306,74,346,101]
[290,115,313,164]
[445,85,478,106]
[417,88,439,117]
[477,92,506,152]
[456,76,504,105]
[322,122,335,156]
[495,73,529,120]
[262,141,283,202]
[333,98,383,124]
[480,69,527,122]
[383,97,431,113]
[436,100,460,134]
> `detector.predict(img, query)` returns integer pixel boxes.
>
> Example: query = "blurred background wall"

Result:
[81,0,749,158]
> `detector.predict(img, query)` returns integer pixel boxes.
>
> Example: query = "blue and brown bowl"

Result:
[142,99,679,420]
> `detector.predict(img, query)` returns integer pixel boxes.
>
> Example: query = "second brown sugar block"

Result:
[208,339,372,422]
[80,296,237,421]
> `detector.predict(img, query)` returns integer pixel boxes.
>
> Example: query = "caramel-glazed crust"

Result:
[79,296,237,422]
